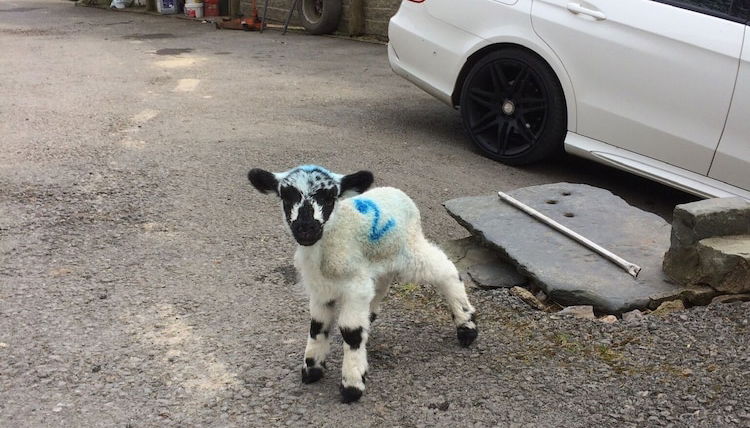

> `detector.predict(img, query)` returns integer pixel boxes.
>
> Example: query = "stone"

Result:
[444,183,680,313]
[558,305,596,320]
[669,197,750,247]
[663,198,750,285]
[710,294,750,305]
[509,286,548,311]
[682,286,719,306]
[651,300,685,316]
[622,309,645,323]
[598,315,618,323]
[466,262,527,289]
[648,285,718,309]
[695,235,750,294]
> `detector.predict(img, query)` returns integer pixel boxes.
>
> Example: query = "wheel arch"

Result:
[451,41,577,132]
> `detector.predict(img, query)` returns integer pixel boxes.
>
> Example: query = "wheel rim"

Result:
[303,0,324,24]
[464,59,549,158]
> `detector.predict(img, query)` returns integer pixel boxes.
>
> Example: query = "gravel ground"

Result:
[1,1,748,426]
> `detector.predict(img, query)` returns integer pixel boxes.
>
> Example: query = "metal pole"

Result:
[497,191,642,278]
[260,0,269,33]
[282,0,299,35]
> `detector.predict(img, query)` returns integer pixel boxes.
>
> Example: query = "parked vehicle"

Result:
[388,0,750,200]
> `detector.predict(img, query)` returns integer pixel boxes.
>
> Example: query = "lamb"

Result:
[247,165,478,403]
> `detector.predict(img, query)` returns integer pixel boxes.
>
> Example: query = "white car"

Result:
[388,0,750,200]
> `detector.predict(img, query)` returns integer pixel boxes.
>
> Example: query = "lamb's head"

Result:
[248,165,374,246]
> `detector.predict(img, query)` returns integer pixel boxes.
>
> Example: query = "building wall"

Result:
[241,0,401,39]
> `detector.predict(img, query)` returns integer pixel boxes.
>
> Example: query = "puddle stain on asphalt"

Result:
[123,33,176,40]
[155,48,194,56]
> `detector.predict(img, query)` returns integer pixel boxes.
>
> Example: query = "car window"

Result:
[731,0,750,21]
[653,0,744,22]
[674,0,732,14]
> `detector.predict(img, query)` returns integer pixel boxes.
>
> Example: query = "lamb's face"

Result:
[277,167,339,246]
[248,165,374,246]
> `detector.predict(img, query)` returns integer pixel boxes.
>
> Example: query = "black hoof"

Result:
[340,384,363,403]
[457,326,478,347]
[369,312,377,323]
[301,366,324,384]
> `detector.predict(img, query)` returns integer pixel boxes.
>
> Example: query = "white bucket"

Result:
[156,0,177,14]
[184,2,203,18]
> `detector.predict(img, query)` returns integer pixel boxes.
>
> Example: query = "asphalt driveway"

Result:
[1,1,747,426]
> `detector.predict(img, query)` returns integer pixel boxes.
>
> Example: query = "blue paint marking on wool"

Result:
[353,198,396,242]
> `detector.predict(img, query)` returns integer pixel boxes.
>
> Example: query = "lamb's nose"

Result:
[292,221,321,239]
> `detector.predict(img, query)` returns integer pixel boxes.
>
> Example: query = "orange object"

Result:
[204,0,219,17]
[215,0,262,30]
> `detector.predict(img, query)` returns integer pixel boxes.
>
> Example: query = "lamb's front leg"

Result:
[302,298,336,384]
[338,289,373,403]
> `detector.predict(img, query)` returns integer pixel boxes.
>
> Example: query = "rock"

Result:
[669,197,750,247]
[663,197,750,285]
[683,286,719,306]
[710,294,750,305]
[467,262,527,289]
[648,285,718,309]
[444,183,680,313]
[558,305,596,320]
[695,235,750,294]
[509,286,548,311]
[598,315,618,323]
[622,309,644,322]
[652,300,685,316]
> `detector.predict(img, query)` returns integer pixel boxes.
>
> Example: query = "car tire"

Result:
[459,48,567,165]
[298,0,342,35]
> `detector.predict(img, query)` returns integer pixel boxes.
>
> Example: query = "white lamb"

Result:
[248,165,477,403]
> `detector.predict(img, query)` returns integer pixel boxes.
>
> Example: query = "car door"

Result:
[710,8,750,191]
[531,0,744,175]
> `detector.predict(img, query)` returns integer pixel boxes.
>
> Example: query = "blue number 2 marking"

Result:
[353,198,396,242]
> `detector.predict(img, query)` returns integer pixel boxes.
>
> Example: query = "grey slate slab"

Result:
[444,183,683,313]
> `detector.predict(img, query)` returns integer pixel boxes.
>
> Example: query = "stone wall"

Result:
[241,0,401,39]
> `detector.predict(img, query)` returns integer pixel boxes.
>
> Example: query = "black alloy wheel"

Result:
[460,49,566,165]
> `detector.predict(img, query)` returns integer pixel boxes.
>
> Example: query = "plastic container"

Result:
[156,0,177,14]
[204,0,219,17]
[184,1,203,18]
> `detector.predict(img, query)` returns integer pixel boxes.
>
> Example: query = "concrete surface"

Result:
[2,1,748,427]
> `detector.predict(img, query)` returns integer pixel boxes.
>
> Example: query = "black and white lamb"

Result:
[247,165,478,403]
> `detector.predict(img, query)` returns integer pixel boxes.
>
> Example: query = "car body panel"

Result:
[388,1,485,105]
[389,0,578,130]
[566,132,750,200]
[387,0,750,200]
[531,0,744,175]
[710,29,750,191]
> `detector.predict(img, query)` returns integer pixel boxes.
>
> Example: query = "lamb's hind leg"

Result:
[369,274,394,323]
[413,240,478,347]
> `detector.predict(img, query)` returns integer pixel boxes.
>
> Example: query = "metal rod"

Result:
[282,0,299,35]
[260,0,269,33]
[497,191,642,278]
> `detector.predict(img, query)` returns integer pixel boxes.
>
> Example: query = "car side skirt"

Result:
[565,132,750,201]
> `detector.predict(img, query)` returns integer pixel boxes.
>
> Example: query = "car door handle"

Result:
[566,3,607,20]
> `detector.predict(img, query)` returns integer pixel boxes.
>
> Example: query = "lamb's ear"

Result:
[340,170,374,196]
[248,168,279,195]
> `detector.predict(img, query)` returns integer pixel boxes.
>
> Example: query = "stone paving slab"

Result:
[444,183,683,313]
